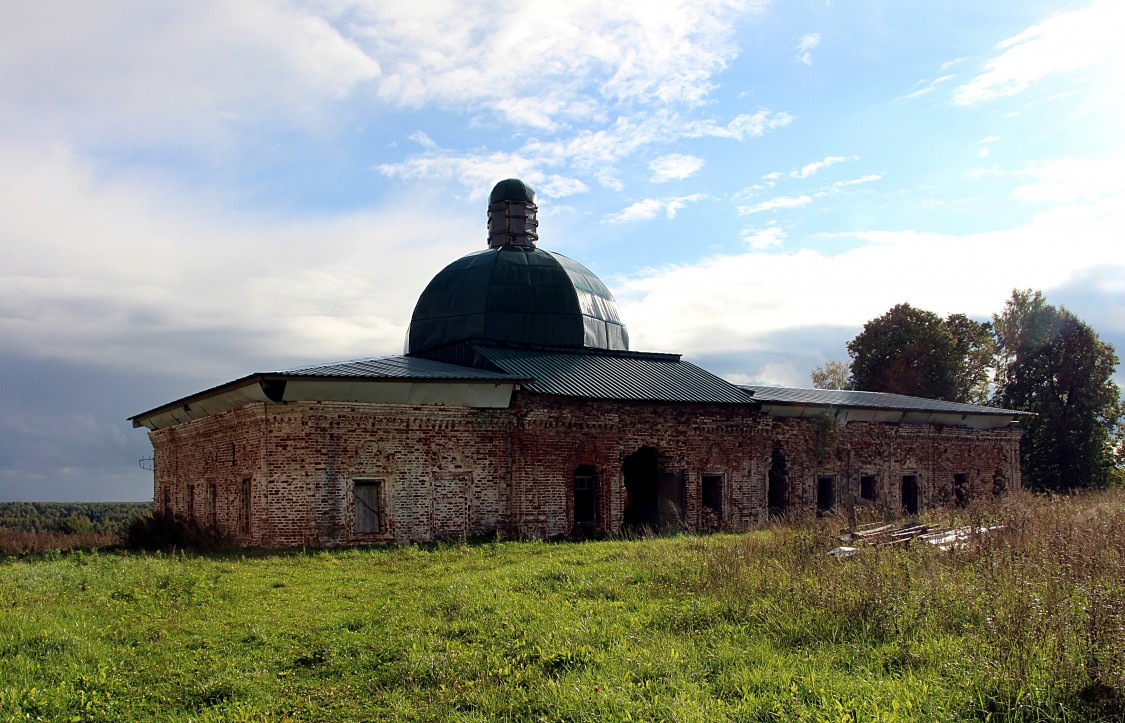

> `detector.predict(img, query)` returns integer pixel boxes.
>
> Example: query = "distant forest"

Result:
[0,502,151,534]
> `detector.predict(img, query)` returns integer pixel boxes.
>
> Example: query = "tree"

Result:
[993,289,1122,491]
[810,360,851,390]
[945,313,998,405]
[847,304,960,400]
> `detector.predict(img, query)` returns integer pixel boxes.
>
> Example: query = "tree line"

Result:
[811,289,1123,492]
[0,502,151,534]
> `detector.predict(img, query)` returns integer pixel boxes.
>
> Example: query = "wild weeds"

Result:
[0,490,1120,721]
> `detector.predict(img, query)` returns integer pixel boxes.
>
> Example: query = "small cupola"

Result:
[487,178,538,249]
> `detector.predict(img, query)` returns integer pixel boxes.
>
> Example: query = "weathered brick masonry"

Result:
[138,177,1027,548]
[150,392,1021,547]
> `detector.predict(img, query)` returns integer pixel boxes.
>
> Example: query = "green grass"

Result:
[0,491,1121,721]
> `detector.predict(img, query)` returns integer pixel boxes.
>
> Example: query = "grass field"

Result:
[0,491,1121,722]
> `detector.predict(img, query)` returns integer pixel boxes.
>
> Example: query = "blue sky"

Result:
[1,0,1122,501]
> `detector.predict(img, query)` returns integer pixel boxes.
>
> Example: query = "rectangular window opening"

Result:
[573,467,597,526]
[859,475,876,502]
[208,483,218,529]
[354,479,383,534]
[953,473,968,508]
[701,474,723,520]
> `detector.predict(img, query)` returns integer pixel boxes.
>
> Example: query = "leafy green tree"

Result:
[847,304,955,399]
[993,289,1122,491]
[945,313,998,405]
[810,360,851,390]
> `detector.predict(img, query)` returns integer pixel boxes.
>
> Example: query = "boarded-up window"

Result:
[859,475,876,502]
[702,474,723,520]
[239,479,251,534]
[354,479,383,534]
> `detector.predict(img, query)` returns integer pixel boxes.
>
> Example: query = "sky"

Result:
[1,0,1123,502]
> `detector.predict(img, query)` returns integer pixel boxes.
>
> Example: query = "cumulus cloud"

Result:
[796,33,821,65]
[0,1,380,147]
[791,155,847,179]
[649,153,705,182]
[0,141,478,379]
[615,207,1125,376]
[741,225,786,249]
[343,0,756,128]
[606,194,704,223]
[1011,157,1122,204]
[954,1,1123,106]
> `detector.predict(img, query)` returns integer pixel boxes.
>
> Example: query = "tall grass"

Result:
[0,490,1120,721]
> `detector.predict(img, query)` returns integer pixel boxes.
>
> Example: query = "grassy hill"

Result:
[0,491,1121,721]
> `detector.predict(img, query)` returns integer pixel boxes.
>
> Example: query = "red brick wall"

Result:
[147,394,1022,547]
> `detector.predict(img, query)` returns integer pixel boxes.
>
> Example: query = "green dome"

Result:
[406,245,629,355]
[489,178,536,204]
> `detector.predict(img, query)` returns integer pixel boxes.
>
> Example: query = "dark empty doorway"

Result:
[623,447,659,530]
[623,447,683,532]
[901,475,919,515]
[816,475,836,514]
[573,465,598,532]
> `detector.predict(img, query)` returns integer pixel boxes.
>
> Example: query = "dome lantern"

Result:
[487,178,538,249]
[406,179,629,358]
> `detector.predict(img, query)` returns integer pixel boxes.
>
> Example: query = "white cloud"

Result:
[0,1,380,147]
[832,173,883,187]
[904,74,955,100]
[649,153,706,182]
[741,225,786,249]
[0,141,476,378]
[615,205,1125,363]
[343,0,758,128]
[380,109,790,197]
[737,194,812,215]
[408,130,438,148]
[606,194,704,223]
[791,155,846,179]
[1011,157,1122,204]
[954,1,1124,106]
[796,33,821,65]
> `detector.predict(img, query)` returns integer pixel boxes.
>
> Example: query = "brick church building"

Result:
[130,179,1026,547]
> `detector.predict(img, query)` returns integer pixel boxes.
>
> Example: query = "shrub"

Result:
[122,512,234,551]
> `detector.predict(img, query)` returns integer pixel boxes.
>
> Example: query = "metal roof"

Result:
[284,355,523,381]
[475,345,757,404]
[741,385,1032,417]
[406,245,629,355]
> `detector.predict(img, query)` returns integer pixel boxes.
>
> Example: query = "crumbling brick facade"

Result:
[149,392,1022,548]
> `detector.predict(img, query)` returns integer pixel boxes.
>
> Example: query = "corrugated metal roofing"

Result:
[741,385,1031,417]
[284,355,524,381]
[475,345,757,404]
